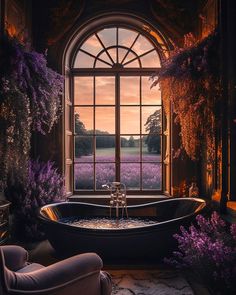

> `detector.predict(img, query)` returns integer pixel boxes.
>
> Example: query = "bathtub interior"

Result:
[40,198,206,225]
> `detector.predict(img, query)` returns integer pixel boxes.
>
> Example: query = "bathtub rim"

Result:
[38,197,206,233]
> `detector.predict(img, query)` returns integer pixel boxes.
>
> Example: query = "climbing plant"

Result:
[152,31,221,161]
[0,33,63,190]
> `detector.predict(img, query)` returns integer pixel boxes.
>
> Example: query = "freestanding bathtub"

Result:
[39,198,206,262]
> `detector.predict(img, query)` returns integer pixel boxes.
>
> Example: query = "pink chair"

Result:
[0,245,112,295]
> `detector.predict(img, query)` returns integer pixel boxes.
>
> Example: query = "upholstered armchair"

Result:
[0,245,112,295]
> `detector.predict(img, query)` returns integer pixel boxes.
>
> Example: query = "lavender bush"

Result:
[5,159,65,241]
[165,212,236,294]
[0,33,63,190]
[74,156,161,190]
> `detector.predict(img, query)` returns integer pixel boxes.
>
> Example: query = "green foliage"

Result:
[145,109,161,153]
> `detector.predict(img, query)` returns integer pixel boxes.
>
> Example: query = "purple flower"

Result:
[5,159,66,241]
[166,212,236,294]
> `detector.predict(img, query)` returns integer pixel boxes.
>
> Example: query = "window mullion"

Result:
[116,73,120,182]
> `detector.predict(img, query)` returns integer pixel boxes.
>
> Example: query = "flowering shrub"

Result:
[165,212,236,294]
[74,155,161,190]
[5,159,65,241]
[0,33,63,190]
[152,31,220,161]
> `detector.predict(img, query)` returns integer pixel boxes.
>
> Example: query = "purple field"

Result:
[74,154,162,190]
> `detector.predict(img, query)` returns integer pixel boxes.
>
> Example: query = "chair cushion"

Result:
[16,263,45,273]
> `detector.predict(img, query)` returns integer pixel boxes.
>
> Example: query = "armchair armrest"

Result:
[9,252,103,292]
[1,246,28,271]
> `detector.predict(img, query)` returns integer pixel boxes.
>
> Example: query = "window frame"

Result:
[63,15,171,196]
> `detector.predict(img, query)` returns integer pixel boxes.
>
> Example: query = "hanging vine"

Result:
[0,33,63,190]
[152,31,221,161]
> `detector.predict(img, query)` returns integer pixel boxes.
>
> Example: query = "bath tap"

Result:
[102,182,128,219]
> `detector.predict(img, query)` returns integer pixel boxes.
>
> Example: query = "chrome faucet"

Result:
[102,182,128,219]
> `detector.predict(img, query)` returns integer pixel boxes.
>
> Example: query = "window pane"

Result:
[96,163,115,190]
[95,60,112,68]
[74,51,95,68]
[118,28,138,48]
[74,77,93,105]
[107,48,117,63]
[142,77,161,105]
[124,59,140,68]
[74,163,94,190]
[74,107,93,133]
[118,47,128,64]
[132,35,154,55]
[98,51,113,64]
[95,107,115,134]
[96,76,115,105]
[141,50,161,68]
[142,163,162,190]
[123,52,139,66]
[81,34,103,56]
[96,136,115,162]
[142,106,162,134]
[121,136,140,162]
[97,28,116,48]
[75,136,93,161]
[120,107,140,134]
[120,77,140,105]
[120,163,140,190]
[142,135,161,161]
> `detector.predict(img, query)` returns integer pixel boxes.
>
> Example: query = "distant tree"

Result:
[94,130,115,148]
[74,113,92,156]
[128,136,135,147]
[145,109,161,153]
[121,137,128,147]
[74,113,86,134]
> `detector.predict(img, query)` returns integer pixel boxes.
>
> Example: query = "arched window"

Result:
[64,20,170,194]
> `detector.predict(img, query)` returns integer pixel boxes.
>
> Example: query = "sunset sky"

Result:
[73,27,162,134]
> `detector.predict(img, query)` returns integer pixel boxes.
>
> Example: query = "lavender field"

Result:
[74,148,162,190]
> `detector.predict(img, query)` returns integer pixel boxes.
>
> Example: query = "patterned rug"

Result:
[109,269,194,295]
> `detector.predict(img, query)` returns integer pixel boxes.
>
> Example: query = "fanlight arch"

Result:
[72,27,161,69]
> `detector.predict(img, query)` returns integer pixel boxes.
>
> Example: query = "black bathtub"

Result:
[39,198,206,262]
